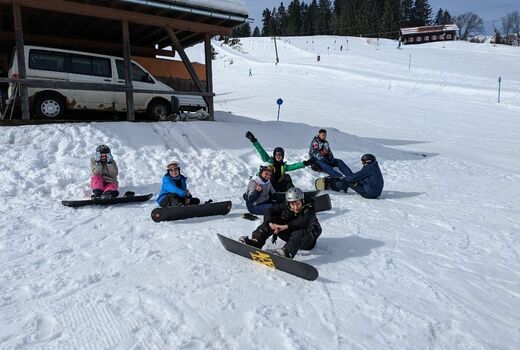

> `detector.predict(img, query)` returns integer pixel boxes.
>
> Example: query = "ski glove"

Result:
[106,153,113,163]
[303,158,315,166]
[94,152,102,162]
[245,131,257,143]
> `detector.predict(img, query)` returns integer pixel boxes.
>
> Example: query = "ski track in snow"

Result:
[1,36,520,349]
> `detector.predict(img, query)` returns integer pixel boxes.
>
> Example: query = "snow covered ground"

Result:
[1,36,519,349]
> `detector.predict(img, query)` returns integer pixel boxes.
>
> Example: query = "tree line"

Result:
[232,1,519,46]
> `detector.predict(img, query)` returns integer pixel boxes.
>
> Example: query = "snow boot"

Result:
[275,247,291,259]
[239,236,263,249]
[123,191,135,198]
[101,190,119,200]
[242,213,259,221]
[91,189,103,199]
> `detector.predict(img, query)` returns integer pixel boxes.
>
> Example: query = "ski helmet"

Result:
[96,144,111,154]
[166,161,181,172]
[273,147,285,159]
[285,187,304,202]
[259,163,275,175]
[361,154,376,164]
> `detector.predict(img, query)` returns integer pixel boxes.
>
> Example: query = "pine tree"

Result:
[317,0,333,34]
[252,26,261,37]
[261,8,272,36]
[434,8,443,25]
[441,9,452,25]
[401,0,414,27]
[380,0,401,38]
[413,0,432,27]
[302,0,319,35]
[287,0,303,36]
[276,2,289,35]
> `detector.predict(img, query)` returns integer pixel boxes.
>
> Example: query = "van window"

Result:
[116,60,154,84]
[70,54,111,77]
[29,50,66,72]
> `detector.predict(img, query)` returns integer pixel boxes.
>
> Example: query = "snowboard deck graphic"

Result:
[151,200,232,222]
[217,234,318,281]
[62,193,153,208]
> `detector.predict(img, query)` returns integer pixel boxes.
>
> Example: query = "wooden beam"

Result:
[204,33,214,120]
[12,3,30,120]
[0,0,233,36]
[0,31,176,57]
[122,20,134,121]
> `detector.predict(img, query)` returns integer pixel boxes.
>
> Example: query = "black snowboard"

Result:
[151,200,232,222]
[217,234,318,281]
[62,193,153,208]
[271,190,319,203]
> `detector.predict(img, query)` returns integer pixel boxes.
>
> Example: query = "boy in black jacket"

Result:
[239,187,322,258]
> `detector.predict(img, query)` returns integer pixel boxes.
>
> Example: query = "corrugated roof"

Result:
[401,24,459,35]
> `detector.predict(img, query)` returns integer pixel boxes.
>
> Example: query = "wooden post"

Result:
[12,3,30,120]
[164,27,211,109]
[204,33,214,120]
[122,20,134,121]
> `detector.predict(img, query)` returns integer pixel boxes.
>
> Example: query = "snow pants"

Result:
[272,174,295,192]
[252,217,322,258]
[160,194,201,207]
[91,175,118,193]
[331,179,378,199]
[315,158,352,178]
[246,199,278,216]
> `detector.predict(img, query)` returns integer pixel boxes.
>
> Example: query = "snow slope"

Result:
[1,36,519,349]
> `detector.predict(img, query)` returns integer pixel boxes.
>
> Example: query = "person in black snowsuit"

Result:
[328,154,384,199]
[239,187,322,259]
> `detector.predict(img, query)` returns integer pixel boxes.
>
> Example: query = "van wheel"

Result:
[34,94,65,118]
[147,100,172,121]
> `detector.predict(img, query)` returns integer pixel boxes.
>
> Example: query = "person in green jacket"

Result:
[245,131,314,192]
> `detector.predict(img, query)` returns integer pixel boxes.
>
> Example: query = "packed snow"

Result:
[1,36,519,349]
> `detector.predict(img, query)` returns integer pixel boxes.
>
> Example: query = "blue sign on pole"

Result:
[276,98,283,121]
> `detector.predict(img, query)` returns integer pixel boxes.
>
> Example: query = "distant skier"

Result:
[327,154,384,199]
[157,161,201,207]
[245,163,278,215]
[245,130,314,192]
[91,145,119,199]
[308,128,351,178]
[240,187,322,259]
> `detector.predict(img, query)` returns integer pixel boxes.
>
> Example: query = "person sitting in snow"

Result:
[245,130,314,192]
[245,163,278,215]
[91,145,119,199]
[157,161,200,207]
[308,128,351,178]
[327,154,384,199]
[240,187,322,259]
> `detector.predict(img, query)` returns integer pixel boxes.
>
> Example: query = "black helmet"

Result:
[361,154,376,163]
[273,147,285,159]
[285,187,304,202]
[96,145,111,154]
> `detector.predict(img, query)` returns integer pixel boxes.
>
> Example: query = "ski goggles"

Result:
[167,162,180,171]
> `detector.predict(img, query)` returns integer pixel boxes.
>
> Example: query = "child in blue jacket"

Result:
[157,161,200,207]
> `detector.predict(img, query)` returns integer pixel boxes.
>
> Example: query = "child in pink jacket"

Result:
[90,145,119,199]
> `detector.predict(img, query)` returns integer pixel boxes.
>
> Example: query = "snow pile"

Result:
[1,36,519,349]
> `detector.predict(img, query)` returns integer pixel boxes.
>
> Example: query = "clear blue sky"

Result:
[243,0,520,32]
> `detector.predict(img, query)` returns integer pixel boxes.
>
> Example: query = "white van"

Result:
[7,45,206,119]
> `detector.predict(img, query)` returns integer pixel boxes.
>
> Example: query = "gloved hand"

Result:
[303,158,315,166]
[245,131,257,143]
[94,152,102,162]
[106,153,113,163]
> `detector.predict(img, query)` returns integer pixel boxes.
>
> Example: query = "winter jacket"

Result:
[246,175,276,206]
[157,173,190,205]
[90,158,118,184]
[251,140,305,184]
[265,202,317,232]
[343,161,384,198]
[309,135,334,161]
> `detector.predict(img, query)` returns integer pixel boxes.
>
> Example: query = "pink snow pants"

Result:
[91,175,118,192]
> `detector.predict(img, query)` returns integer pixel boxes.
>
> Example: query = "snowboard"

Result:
[271,190,319,203]
[151,200,232,222]
[62,193,153,208]
[217,234,318,281]
[242,194,331,221]
[315,177,332,191]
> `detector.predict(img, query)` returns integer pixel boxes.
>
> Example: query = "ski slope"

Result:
[1,36,519,349]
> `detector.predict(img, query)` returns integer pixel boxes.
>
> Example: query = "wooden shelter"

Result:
[400,24,459,45]
[0,0,251,120]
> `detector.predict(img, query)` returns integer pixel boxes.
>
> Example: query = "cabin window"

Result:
[408,37,414,42]
[432,35,437,40]
[424,36,430,41]
[417,37,422,42]
[446,34,452,39]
